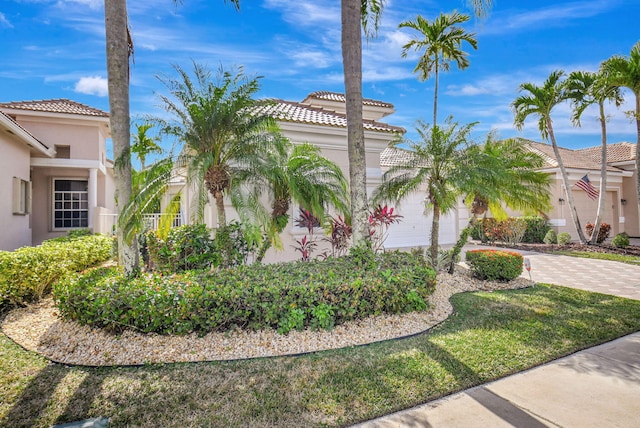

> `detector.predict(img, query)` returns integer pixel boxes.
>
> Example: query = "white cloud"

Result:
[74,76,108,96]
[0,12,14,28]
[59,0,102,10]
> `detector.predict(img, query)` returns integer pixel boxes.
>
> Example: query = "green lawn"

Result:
[2,284,640,428]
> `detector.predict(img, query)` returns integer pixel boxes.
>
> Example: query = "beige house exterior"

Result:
[0,99,115,251]
[524,140,637,239]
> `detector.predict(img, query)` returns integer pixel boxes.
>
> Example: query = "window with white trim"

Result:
[12,177,31,215]
[53,179,88,228]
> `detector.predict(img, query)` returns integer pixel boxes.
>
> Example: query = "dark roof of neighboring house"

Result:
[520,139,620,172]
[577,141,637,163]
[257,99,404,134]
[0,99,109,118]
[304,91,394,109]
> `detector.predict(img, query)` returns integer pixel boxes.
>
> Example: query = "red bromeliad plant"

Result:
[369,205,403,252]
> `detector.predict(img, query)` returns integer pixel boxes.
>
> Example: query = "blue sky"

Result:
[2,0,639,156]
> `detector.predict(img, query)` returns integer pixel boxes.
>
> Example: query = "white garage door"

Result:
[383,191,458,250]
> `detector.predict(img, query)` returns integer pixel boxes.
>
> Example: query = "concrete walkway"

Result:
[354,246,640,428]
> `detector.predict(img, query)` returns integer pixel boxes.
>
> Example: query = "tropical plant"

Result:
[512,70,588,243]
[232,142,349,262]
[399,11,477,126]
[155,63,281,229]
[369,205,402,252]
[372,118,478,266]
[602,41,640,214]
[566,68,622,244]
[131,122,163,170]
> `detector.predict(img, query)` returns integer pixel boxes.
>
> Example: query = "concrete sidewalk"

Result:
[354,247,640,427]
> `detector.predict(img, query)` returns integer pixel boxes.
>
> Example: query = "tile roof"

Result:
[380,147,422,167]
[519,139,620,171]
[305,91,394,109]
[0,99,109,118]
[257,99,404,134]
[577,142,636,163]
[0,111,50,151]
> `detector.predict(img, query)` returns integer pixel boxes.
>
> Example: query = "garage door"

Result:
[383,191,458,249]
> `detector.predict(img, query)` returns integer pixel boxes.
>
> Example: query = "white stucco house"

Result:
[0,99,115,251]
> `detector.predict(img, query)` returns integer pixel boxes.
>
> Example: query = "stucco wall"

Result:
[15,117,102,160]
[0,138,32,250]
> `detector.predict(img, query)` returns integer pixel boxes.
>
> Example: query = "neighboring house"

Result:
[0,99,115,251]
[523,140,637,239]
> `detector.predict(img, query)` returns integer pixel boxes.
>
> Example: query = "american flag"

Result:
[575,175,599,200]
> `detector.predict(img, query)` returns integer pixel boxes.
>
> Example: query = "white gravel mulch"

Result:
[1,267,533,367]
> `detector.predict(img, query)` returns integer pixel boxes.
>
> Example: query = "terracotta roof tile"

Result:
[0,99,109,118]
[0,111,50,151]
[380,147,421,167]
[306,91,394,109]
[521,139,620,171]
[577,142,636,163]
[257,99,404,133]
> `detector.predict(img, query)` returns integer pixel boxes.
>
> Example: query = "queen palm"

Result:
[602,41,640,212]
[566,69,622,244]
[373,118,478,265]
[233,142,349,262]
[399,11,477,126]
[513,70,588,243]
[157,62,280,228]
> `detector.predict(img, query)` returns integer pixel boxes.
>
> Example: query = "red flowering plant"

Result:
[292,208,322,261]
[324,215,352,257]
[369,205,403,253]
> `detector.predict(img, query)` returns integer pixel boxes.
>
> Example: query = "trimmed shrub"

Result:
[146,224,217,273]
[612,233,630,248]
[543,230,557,245]
[585,222,611,244]
[557,232,572,245]
[53,252,436,335]
[521,216,551,243]
[501,218,527,244]
[465,249,523,282]
[0,234,113,307]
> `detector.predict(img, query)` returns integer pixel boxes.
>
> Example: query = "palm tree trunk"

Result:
[547,118,588,243]
[433,59,439,126]
[429,204,441,265]
[342,0,369,246]
[635,92,640,235]
[214,191,226,227]
[105,0,139,276]
[589,102,608,244]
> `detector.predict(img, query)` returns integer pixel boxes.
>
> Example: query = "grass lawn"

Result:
[2,283,640,427]
[550,250,640,266]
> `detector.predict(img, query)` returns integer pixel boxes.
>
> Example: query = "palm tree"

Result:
[105,0,138,276]
[340,1,491,249]
[566,69,622,244]
[512,70,588,243]
[233,142,349,262]
[131,122,162,170]
[602,41,640,218]
[156,62,279,228]
[372,118,478,265]
[447,136,551,272]
[399,11,477,126]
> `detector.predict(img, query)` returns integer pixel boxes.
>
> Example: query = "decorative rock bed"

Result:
[1,267,533,367]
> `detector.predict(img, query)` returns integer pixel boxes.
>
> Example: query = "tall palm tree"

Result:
[157,62,279,227]
[566,69,622,244]
[105,0,138,276]
[399,11,477,126]
[602,41,640,220]
[105,0,241,276]
[373,118,478,265]
[233,142,349,262]
[341,1,491,248]
[512,70,588,243]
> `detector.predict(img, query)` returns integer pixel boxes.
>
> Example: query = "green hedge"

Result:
[466,249,523,282]
[0,234,113,307]
[472,217,550,244]
[53,252,436,335]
